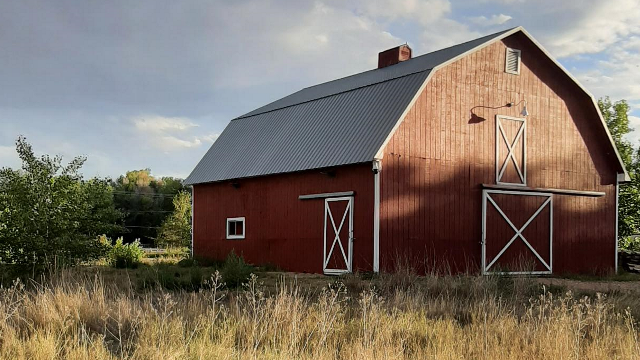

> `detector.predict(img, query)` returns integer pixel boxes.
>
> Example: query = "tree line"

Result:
[0,136,191,267]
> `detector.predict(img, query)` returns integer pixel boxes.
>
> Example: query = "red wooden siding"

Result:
[379,32,619,274]
[193,163,374,273]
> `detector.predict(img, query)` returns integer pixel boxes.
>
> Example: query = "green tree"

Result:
[598,97,640,239]
[156,191,192,249]
[599,96,633,166]
[111,170,186,244]
[0,136,122,267]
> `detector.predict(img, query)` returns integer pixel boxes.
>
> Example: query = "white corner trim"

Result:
[373,160,381,273]
[615,177,620,273]
[190,186,194,258]
[372,26,628,181]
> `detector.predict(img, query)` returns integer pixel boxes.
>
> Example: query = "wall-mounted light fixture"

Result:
[509,99,529,117]
[469,99,528,123]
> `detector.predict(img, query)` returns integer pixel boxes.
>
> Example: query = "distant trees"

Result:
[599,97,640,241]
[0,136,123,267]
[0,136,194,269]
[156,191,191,248]
[110,169,187,244]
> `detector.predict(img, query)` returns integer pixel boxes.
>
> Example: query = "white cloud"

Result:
[468,14,512,26]
[575,47,640,105]
[131,115,217,152]
[201,134,219,143]
[352,0,452,25]
[540,0,640,58]
[159,136,202,149]
[133,116,197,133]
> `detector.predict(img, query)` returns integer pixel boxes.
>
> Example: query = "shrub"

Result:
[619,236,640,253]
[136,264,205,291]
[220,250,253,288]
[103,236,144,269]
[177,258,198,267]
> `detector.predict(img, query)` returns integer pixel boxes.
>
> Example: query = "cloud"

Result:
[351,0,452,25]
[468,14,512,26]
[511,0,640,58]
[201,134,219,143]
[133,116,198,133]
[131,115,219,152]
[574,46,640,105]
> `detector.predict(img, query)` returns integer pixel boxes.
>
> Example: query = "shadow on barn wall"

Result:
[379,151,616,276]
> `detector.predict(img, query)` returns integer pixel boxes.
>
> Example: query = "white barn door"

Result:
[323,197,353,275]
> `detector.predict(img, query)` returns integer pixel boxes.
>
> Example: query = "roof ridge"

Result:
[234,27,517,120]
[233,69,431,121]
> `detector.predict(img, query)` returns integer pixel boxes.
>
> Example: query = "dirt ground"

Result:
[536,277,640,293]
[260,271,640,296]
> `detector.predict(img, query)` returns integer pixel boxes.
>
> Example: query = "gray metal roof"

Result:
[185,28,514,185]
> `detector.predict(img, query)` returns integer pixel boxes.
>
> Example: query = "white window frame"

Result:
[226,217,245,240]
[496,115,526,186]
[505,47,521,75]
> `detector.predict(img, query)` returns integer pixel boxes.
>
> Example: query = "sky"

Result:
[1,0,639,179]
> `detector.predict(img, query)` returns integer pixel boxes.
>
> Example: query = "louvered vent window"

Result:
[505,48,521,75]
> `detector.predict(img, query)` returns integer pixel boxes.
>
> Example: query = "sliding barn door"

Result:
[323,197,353,275]
[482,190,552,274]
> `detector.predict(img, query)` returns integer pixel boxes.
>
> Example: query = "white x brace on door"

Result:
[323,197,353,275]
[496,115,526,185]
[482,190,553,275]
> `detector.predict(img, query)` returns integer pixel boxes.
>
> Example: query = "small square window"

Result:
[226,217,245,239]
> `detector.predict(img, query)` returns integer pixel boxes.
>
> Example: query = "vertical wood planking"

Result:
[379,32,618,274]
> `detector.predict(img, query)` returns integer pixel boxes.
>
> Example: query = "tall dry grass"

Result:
[0,269,638,360]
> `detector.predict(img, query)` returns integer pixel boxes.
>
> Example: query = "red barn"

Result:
[185,27,628,275]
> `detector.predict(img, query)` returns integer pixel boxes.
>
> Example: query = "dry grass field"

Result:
[0,266,639,360]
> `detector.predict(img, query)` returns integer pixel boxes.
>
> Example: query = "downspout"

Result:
[373,160,382,273]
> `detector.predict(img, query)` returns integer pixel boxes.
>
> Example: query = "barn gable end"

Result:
[378,31,621,274]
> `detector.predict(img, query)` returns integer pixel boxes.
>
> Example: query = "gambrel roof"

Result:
[185,27,627,185]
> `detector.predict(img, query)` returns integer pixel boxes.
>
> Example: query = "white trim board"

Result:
[372,26,628,181]
[373,160,381,273]
[299,191,355,200]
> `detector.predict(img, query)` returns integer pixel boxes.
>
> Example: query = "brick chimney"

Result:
[378,44,412,69]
